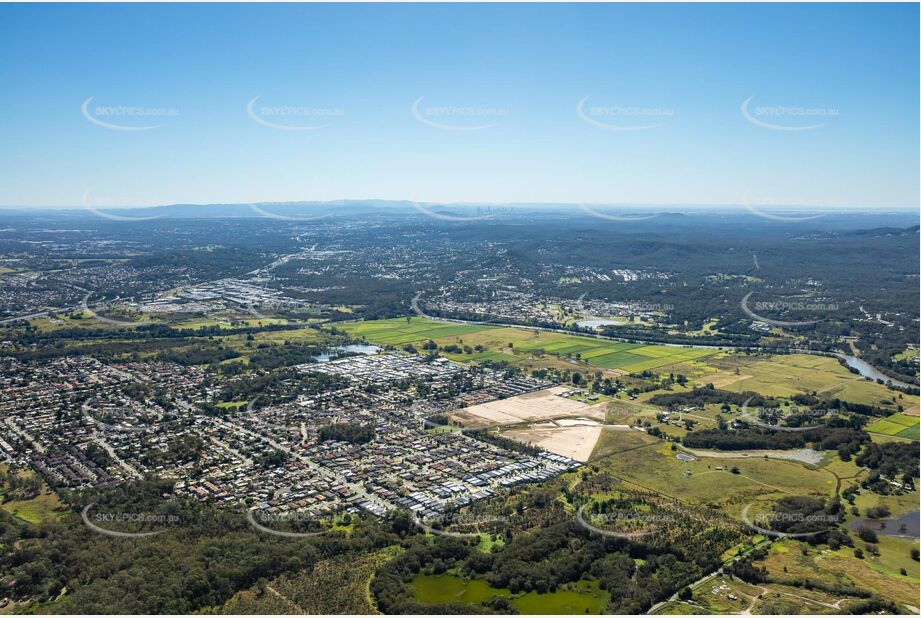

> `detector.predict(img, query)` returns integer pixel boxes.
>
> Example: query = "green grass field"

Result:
[412,574,610,614]
[753,537,920,609]
[341,317,720,373]
[866,413,920,440]
[709,354,920,413]
[589,437,836,517]
[0,465,62,524]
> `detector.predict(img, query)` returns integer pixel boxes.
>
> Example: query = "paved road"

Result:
[213,417,395,514]
[4,417,45,454]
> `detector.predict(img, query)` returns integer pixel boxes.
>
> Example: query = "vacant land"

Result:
[452,387,603,427]
[342,317,496,346]
[591,440,835,516]
[589,426,663,460]
[503,423,603,462]
[707,354,919,413]
[753,538,920,610]
[0,465,61,524]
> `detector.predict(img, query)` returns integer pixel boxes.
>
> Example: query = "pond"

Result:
[313,344,381,362]
[849,511,919,538]
[412,573,609,614]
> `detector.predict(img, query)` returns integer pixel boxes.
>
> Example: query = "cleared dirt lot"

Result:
[502,424,603,462]
[450,387,608,459]
[451,386,605,427]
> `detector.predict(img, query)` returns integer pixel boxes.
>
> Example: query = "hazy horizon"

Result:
[1,3,918,209]
[2,198,919,214]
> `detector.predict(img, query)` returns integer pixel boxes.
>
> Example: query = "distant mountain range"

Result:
[0,200,915,223]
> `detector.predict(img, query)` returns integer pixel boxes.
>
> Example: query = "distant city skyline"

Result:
[0,3,918,209]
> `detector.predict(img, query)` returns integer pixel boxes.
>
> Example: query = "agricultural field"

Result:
[340,317,497,346]
[341,317,721,373]
[866,413,920,441]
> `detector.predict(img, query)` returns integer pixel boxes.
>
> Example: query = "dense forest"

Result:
[0,479,400,613]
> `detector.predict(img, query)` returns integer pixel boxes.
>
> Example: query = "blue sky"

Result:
[0,3,917,209]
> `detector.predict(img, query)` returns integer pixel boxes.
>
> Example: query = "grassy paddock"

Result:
[341,317,720,373]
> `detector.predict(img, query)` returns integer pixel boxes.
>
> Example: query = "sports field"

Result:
[866,413,920,441]
[341,317,719,373]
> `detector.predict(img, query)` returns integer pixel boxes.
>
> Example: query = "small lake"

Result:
[313,344,380,362]
[849,511,919,538]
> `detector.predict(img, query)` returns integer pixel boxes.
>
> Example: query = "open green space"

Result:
[341,317,720,373]
[0,465,62,524]
[866,413,920,440]
[589,439,835,516]
[708,354,920,412]
[754,537,921,609]
[412,573,609,614]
